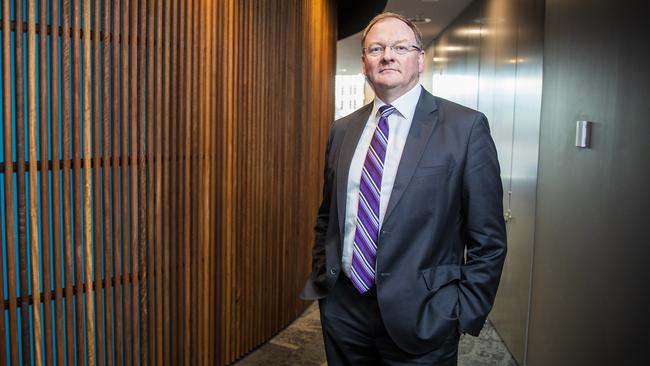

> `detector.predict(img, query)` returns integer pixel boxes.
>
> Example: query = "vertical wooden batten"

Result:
[49,0,66,363]
[128,0,141,360]
[81,0,96,363]
[71,0,85,360]
[111,0,125,363]
[37,0,54,363]
[60,0,76,361]
[102,0,115,364]
[162,0,173,364]
[25,0,43,361]
[92,0,107,364]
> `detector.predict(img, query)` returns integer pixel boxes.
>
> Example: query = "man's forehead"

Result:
[365,19,416,42]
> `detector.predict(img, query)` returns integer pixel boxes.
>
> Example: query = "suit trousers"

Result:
[319,275,460,366]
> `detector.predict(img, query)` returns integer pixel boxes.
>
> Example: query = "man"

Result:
[301,12,507,365]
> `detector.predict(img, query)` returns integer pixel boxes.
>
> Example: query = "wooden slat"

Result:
[264,1,273,341]
[60,0,77,362]
[223,0,234,363]
[181,0,190,363]
[260,0,268,346]
[71,0,86,362]
[169,0,180,362]
[162,0,173,363]
[81,0,97,363]
[231,0,239,359]
[136,0,149,359]
[241,1,250,354]
[130,0,141,360]
[216,0,226,359]
[144,0,155,359]
[134,0,146,361]
[232,0,238,355]
[200,0,208,359]
[48,0,66,364]
[101,0,115,364]
[142,0,152,355]
[145,0,157,362]
[207,2,214,359]
[1,0,19,364]
[91,0,107,364]
[25,0,44,363]
[207,2,218,363]
[111,0,125,363]
[198,1,210,363]
[216,0,224,360]
[153,0,164,363]
[37,0,54,364]
[197,0,204,355]
[260,0,268,337]
[120,0,132,362]
[181,0,190,362]
[189,0,198,362]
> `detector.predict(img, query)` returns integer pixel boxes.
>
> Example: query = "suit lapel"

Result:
[336,103,373,239]
[383,91,439,223]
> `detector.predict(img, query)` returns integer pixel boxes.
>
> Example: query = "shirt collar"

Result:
[372,84,422,122]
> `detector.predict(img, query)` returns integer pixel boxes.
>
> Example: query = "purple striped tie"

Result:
[351,104,395,294]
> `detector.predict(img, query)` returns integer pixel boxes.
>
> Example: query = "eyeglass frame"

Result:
[363,43,423,57]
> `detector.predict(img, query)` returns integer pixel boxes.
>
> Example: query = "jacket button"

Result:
[329,267,338,276]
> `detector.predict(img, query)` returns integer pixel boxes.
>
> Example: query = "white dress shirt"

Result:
[342,84,422,277]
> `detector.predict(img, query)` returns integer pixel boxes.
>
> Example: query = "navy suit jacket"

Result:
[301,88,507,354]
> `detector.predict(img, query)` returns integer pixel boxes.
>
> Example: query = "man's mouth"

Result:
[380,68,399,73]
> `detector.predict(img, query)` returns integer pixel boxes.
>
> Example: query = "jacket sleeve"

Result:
[311,127,335,279]
[458,113,508,335]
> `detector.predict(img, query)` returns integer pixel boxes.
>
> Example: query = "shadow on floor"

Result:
[234,302,518,366]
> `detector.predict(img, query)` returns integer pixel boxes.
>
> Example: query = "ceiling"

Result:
[336,0,473,75]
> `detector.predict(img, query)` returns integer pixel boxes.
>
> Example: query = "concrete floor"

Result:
[233,303,518,366]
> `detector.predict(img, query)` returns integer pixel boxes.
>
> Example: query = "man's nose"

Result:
[381,47,396,61]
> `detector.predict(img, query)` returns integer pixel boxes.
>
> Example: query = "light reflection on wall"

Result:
[431,72,480,108]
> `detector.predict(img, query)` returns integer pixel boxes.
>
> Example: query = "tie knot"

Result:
[379,104,396,118]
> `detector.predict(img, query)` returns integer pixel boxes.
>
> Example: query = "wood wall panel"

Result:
[0,0,335,365]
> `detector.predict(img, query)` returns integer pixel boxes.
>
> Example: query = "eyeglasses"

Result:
[363,43,423,57]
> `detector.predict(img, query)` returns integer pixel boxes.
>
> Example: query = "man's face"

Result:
[362,18,424,99]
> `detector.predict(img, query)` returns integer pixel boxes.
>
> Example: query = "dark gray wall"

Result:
[528,0,650,364]
[424,0,544,363]
[428,0,650,364]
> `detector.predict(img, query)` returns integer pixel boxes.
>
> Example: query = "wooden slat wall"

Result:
[211,0,336,364]
[0,0,335,365]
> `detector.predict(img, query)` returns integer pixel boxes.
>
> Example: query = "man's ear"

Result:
[418,51,425,73]
[361,56,367,75]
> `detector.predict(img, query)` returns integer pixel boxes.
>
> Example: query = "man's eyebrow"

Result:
[367,38,409,45]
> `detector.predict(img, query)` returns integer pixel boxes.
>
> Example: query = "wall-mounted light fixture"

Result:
[575,120,593,148]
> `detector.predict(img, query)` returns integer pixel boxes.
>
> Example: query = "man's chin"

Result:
[373,81,400,90]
